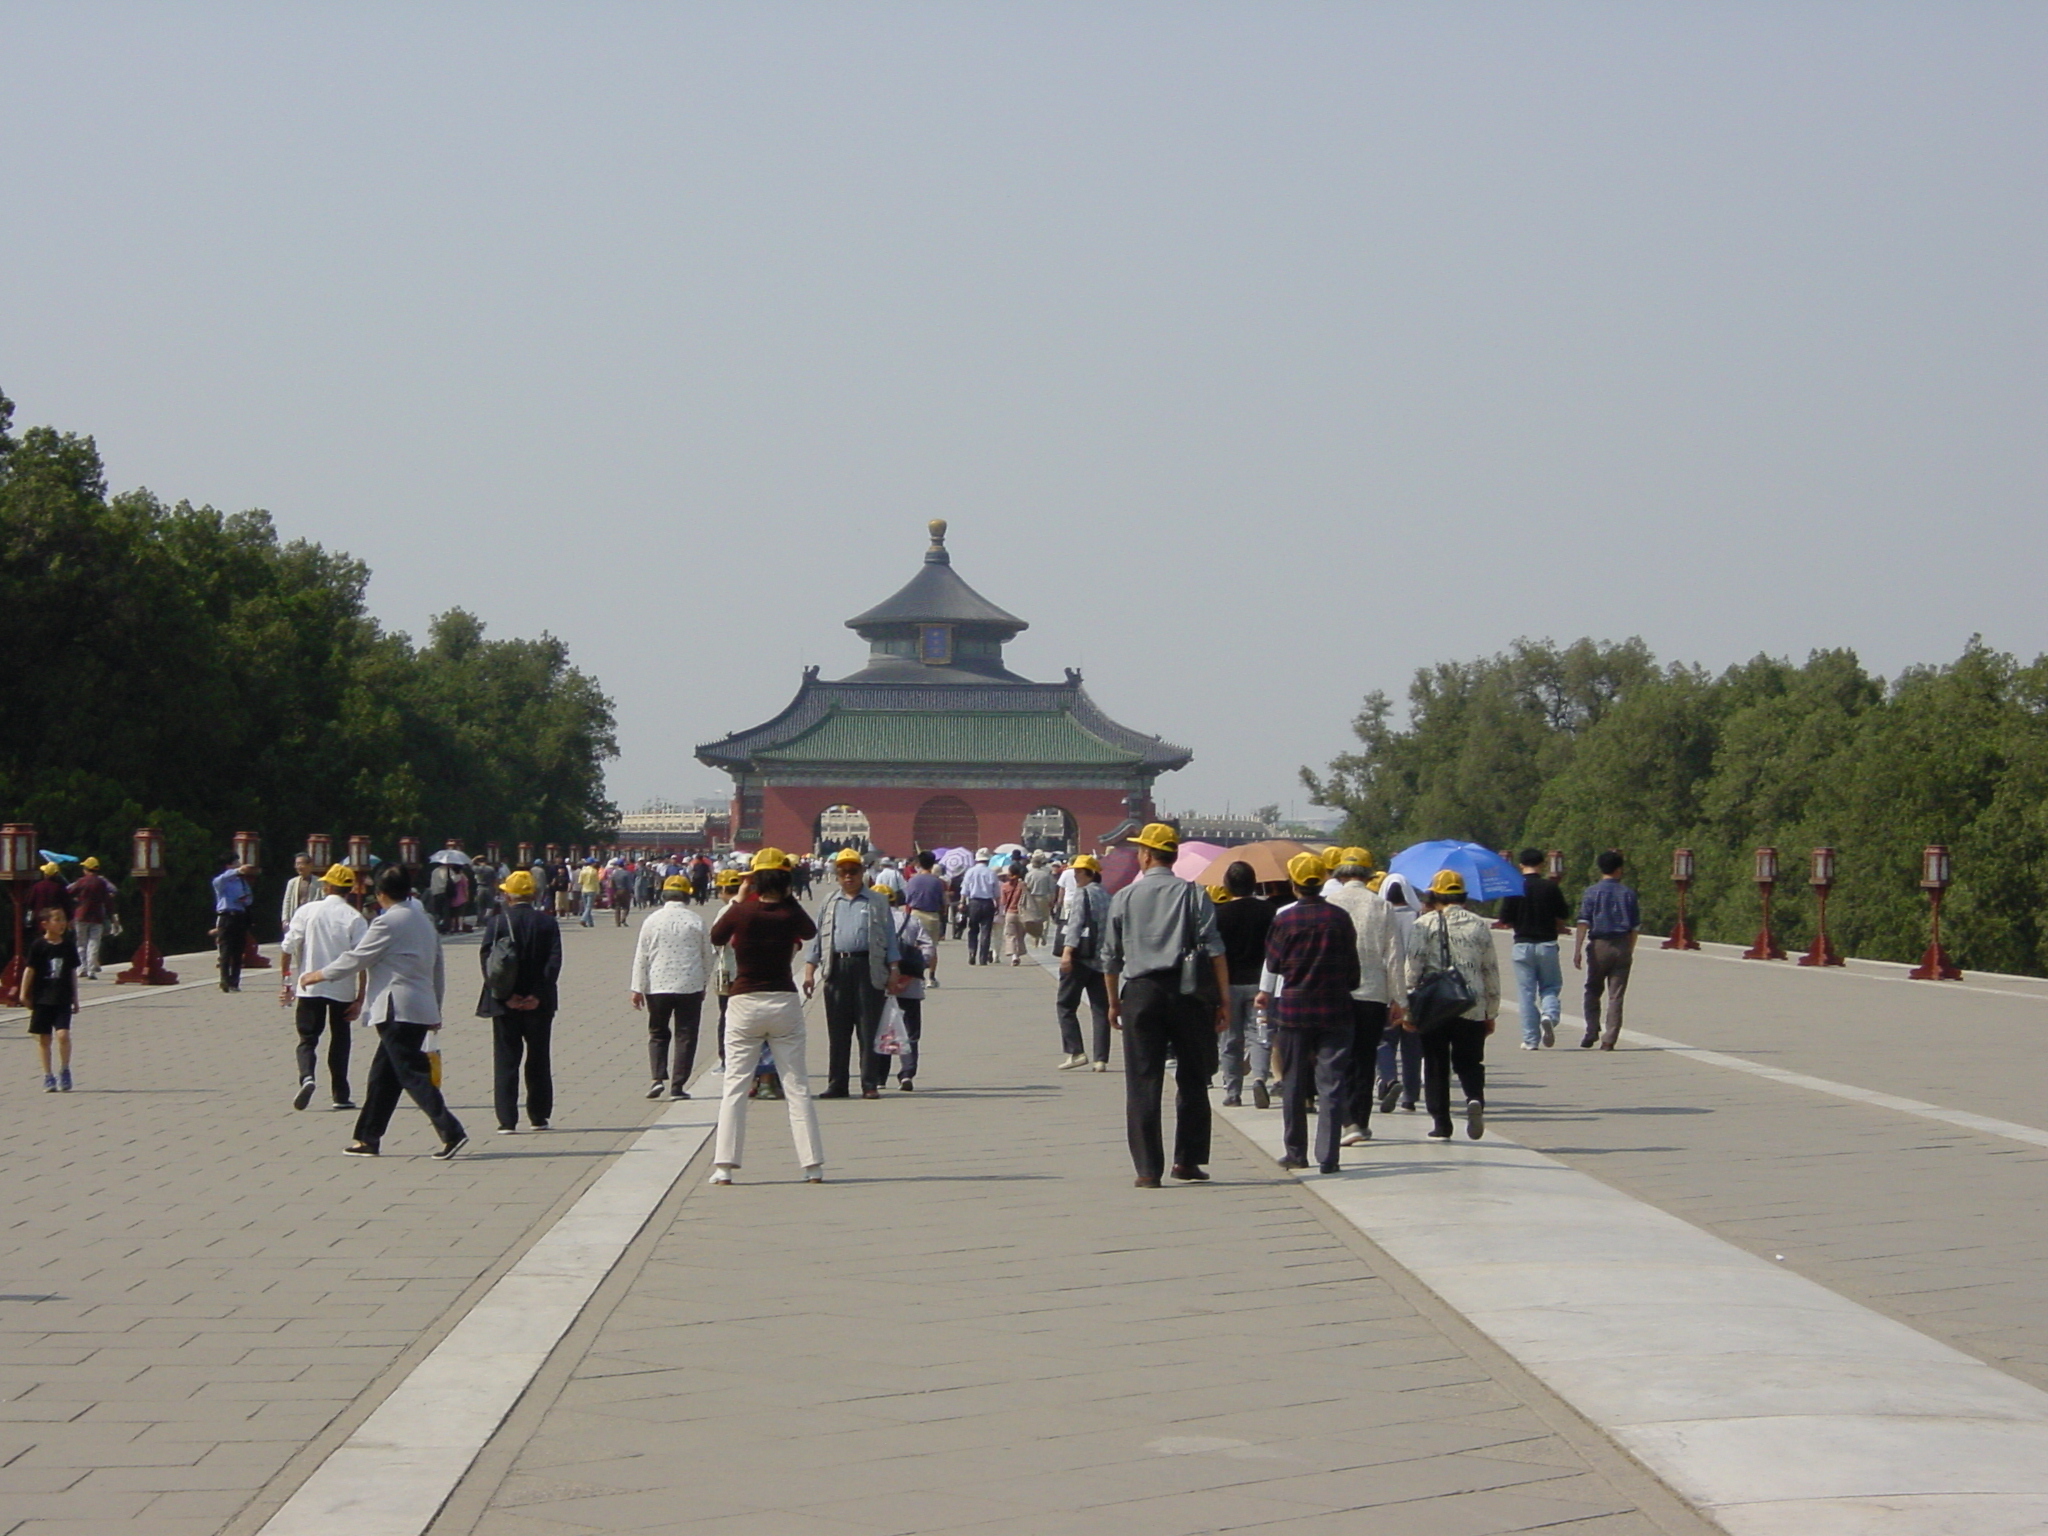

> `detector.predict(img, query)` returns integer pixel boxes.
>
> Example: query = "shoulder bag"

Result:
[1407,913,1476,1034]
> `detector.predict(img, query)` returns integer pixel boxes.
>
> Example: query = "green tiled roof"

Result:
[755,710,1141,766]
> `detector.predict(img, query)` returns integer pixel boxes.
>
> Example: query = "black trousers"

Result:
[1422,1019,1488,1133]
[823,957,889,1093]
[215,909,250,989]
[1120,975,1216,1180]
[294,996,352,1101]
[646,991,705,1092]
[964,898,996,964]
[1346,999,1388,1131]
[1056,961,1110,1059]
[1279,1021,1354,1170]
[354,1021,464,1146]
[896,996,923,1081]
[493,1010,555,1129]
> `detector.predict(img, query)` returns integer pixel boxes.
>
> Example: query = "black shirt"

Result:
[1214,896,1276,987]
[27,935,80,1009]
[1499,875,1570,944]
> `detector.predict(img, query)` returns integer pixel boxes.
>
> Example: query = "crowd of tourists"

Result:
[16,829,1640,1191]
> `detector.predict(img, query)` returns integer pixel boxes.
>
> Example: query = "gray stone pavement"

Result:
[1488,938,2048,1394]
[445,949,1702,1536]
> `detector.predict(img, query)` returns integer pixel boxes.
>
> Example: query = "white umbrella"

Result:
[993,842,1026,858]
[427,848,472,866]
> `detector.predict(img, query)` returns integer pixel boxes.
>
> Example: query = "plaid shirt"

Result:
[1262,896,1361,1030]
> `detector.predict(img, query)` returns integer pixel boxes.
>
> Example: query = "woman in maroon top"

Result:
[706,849,824,1184]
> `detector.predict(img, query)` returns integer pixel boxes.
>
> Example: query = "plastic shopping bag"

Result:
[875,998,909,1057]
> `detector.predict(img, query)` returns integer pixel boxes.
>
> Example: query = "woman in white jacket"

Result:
[630,875,717,1099]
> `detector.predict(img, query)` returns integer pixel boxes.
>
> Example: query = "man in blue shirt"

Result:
[959,850,1001,966]
[212,854,257,994]
[801,849,904,1098]
[1573,850,1641,1050]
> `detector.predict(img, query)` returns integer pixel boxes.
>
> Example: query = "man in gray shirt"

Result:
[1101,824,1230,1187]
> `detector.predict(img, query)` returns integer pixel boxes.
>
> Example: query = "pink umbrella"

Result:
[1172,841,1228,882]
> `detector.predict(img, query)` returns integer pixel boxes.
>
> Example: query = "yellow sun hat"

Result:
[831,848,865,866]
[750,847,792,871]
[1070,854,1101,873]
[322,863,359,889]
[1129,823,1179,854]
[1341,846,1373,870]
[662,874,693,893]
[1428,869,1467,898]
[1288,852,1328,887]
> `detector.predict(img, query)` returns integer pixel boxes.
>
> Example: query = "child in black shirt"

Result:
[26,906,80,1091]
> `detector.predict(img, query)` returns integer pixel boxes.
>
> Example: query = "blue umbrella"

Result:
[1388,840,1525,902]
[39,849,82,866]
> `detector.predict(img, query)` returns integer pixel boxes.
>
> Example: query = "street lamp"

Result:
[306,833,332,871]
[517,842,533,867]
[545,843,560,865]
[398,836,420,870]
[0,822,38,1006]
[116,827,179,986]
[1662,847,1701,951]
[1742,846,1786,959]
[486,842,501,867]
[231,831,273,969]
[347,835,373,907]
[1908,845,1962,980]
[1800,847,1845,967]
[1545,849,1565,883]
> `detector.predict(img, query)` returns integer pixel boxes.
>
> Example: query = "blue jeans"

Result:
[1219,984,1270,1096]
[1376,1027,1419,1107]
[1512,941,1563,1045]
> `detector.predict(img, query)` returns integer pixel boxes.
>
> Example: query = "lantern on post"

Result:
[486,842,501,867]
[0,823,39,1006]
[116,827,179,986]
[1799,847,1845,967]
[545,843,560,865]
[346,835,373,907]
[306,833,332,871]
[1742,846,1786,959]
[1908,845,1962,980]
[231,831,273,969]
[1545,849,1565,883]
[398,836,420,871]
[517,842,534,868]
[1662,847,1701,950]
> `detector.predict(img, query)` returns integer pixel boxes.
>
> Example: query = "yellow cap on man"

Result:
[1129,823,1179,854]
[1070,854,1101,873]
[831,848,865,866]
[662,874,693,893]
[1287,852,1327,887]
[323,862,359,889]
[751,847,792,871]
[1428,869,1467,898]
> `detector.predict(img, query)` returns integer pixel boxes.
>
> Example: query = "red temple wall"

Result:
[755,782,1145,855]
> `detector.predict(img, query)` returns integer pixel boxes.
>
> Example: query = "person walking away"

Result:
[691,854,713,905]
[1256,855,1361,1173]
[1319,848,1405,1144]
[1403,870,1500,1141]
[998,865,1027,964]
[1374,874,1426,1113]
[631,875,715,1099]
[1054,854,1112,1071]
[302,865,468,1159]
[707,850,824,1184]
[26,906,80,1091]
[960,849,999,964]
[1213,861,1276,1107]
[472,856,502,928]
[67,858,118,981]
[902,852,947,986]
[476,870,562,1133]
[278,854,321,938]
[1022,851,1057,947]
[26,864,69,928]
[608,861,633,926]
[1499,847,1570,1049]
[889,891,935,1089]
[1574,850,1640,1049]
[211,854,257,992]
[575,860,601,927]
[279,863,367,1111]
[1101,824,1229,1187]
[802,849,904,1099]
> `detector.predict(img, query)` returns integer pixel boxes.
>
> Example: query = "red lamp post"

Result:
[1742,846,1787,959]
[486,842,501,867]
[348,835,373,908]
[517,842,534,868]
[307,833,332,872]
[0,822,37,1006]
[232,831,273,969]
[1799,847,1846,967]
[1545,849,1565,883]
[116,827,179,986]
[545,843,560,866]
[1908,845,1962,980]
[1662,847,1702,950]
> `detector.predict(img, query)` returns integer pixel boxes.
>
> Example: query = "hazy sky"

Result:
[6,3,2043,821]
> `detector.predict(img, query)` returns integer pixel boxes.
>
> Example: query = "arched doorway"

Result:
[913,794,979,852]
[814,804,871,857]
[1022,806,1078,854]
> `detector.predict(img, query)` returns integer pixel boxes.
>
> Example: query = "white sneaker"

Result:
[1540,1019,1556,1047]
[803,1165,824,1183]
[709,1166,734,1185]
[1091,1061,1108,1073]
[1519,1042,1538,1051]
[1058,1053,1086,1070]
[1340,1127,1371,1147]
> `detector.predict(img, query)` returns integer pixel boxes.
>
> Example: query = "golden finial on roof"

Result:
[925,519,950,564]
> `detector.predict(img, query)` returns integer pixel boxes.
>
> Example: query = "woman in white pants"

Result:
[705,849,824,1184]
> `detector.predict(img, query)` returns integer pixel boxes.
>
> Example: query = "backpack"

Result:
[485,909,522,1000]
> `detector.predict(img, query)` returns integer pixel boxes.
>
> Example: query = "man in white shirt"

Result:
[279,863,368,1112]
[960,850,1001,965]
[279,853,322,932]
[631,875,717,1100]
[302,865,467,1159]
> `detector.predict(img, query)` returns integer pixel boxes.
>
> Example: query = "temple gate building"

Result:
[697,522,1191,856]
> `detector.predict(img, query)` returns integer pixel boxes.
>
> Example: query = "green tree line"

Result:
[1303,637,2048,976]
[0,388,618,955]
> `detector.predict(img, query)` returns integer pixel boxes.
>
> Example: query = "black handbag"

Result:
[1407,913,1476,1034]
